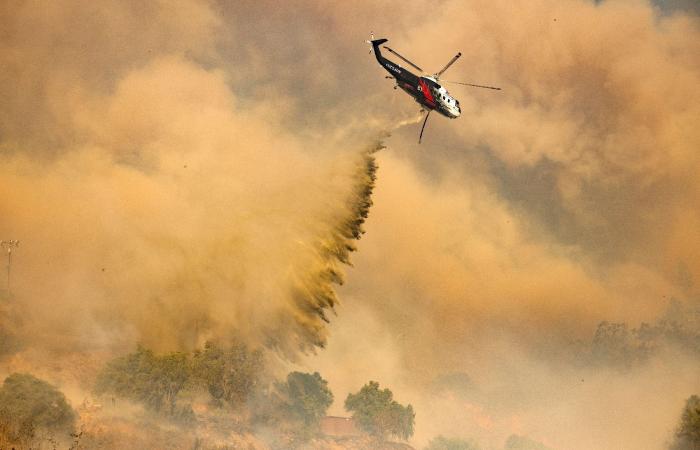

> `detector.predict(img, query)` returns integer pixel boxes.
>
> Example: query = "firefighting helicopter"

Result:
[366,34,500,143]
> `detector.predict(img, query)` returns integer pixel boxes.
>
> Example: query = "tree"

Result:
[191,341,226,402]
[95,346,192,420]
[280,372,333,429]
[96,341,267,421]
[191,340,265,409]
[251,371,333,442]
[589,302,700,371]
[425,435,480,450]
[345,381,415,440]
[0,373,76,442]
[671,395,700,450]
[591,321,639,367]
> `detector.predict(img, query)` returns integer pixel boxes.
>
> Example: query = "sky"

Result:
[1,1,699,449]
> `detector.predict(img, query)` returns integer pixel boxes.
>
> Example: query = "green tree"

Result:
[425,435,480,450]
[95,346,192,420]
[96,342,267,420]
[671,395,700,450]
[251,371,333,442]
[191,340,265,409]
[345,381,415,440]
[0,373,76,442]
[280,371,333,429]
[191,341,226,402]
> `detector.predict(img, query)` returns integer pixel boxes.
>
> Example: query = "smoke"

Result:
[0,1,384,361]
[284,1,698,449]
[2,0,700,449]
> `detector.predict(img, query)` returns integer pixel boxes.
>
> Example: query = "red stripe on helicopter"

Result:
[418,78,434,105]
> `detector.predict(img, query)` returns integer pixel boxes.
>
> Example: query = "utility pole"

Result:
[1,240,19,296]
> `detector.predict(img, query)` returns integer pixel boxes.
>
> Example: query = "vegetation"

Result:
[345,381,415,440]
[95,346,193,421]
[251,371,333,445]
[425,435,480,450]
[670,395,700,450]
[591,301,700,369]
[95,341,265,422]
[0,373,76,443]
[277,371,333,430]
[191,340,265,409]
[96,342,337,445]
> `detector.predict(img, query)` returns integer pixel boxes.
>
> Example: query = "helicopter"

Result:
[366,35,500,143]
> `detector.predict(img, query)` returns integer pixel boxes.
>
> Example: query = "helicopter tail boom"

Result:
[369,38,388,61]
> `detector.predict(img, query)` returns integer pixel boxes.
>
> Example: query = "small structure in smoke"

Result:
[321,416,361,437]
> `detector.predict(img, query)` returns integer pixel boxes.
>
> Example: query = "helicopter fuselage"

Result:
[371,39,461,119]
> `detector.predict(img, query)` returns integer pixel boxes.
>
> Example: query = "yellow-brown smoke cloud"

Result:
[0,2,381,358]
[1,0,700,449]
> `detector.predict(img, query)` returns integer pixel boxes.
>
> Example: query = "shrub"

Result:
[0,373,76,442]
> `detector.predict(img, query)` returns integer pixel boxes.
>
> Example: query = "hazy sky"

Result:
[1,1,699,449]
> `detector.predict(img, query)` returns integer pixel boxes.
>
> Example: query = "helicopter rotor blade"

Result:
[442,80,501,90]
[418,110,431,144]
[434,52,462,79]
[383,46,424,73]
